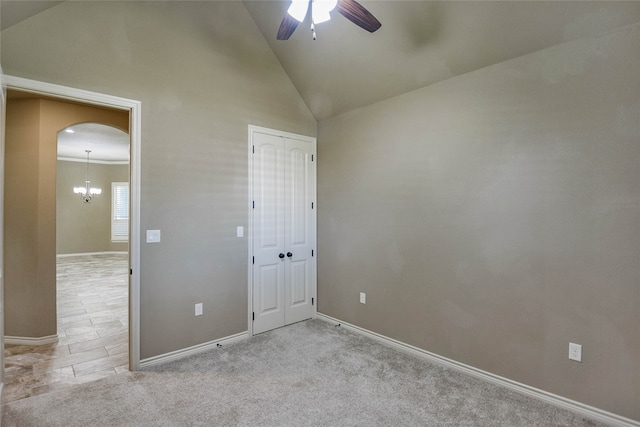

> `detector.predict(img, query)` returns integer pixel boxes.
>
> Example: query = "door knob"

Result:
[279,253,285,259]
[287,252,293,258]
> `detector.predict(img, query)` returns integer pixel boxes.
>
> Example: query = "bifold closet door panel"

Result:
[283,138,315,325]
[252,133,286,334]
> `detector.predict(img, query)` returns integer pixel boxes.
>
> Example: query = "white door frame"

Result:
[0,75,142,370]
[0,67,6,394]
[247,125,317,337]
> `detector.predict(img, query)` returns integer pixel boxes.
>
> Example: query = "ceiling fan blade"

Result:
[336,0,381,33]
[277,13,300,40]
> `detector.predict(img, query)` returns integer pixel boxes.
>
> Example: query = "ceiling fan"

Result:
[277,0,381,40]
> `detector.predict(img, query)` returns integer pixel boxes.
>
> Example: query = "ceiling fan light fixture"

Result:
[312,0,337,24]
[287,0,309,22]
[312,9,330,24]
[277,0,380,40]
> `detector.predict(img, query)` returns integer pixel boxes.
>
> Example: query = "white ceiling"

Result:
[3,1,640,123]
[57,123,130,163]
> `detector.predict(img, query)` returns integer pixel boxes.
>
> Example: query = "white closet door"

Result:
[251,128,316,335]
[252,132,286,334]
[283,138,315,325]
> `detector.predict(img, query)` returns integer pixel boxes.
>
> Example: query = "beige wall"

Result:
[3,96,129,338]
[1,1,315,356]
[57,161,129,254]
[3,99,55,338]
[317,24,640,420]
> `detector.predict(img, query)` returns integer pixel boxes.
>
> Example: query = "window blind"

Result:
[112,182,129,241]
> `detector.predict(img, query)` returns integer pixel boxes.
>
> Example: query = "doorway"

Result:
[248,126,317,335]
[54,123,130,396]
[1,76,141,400]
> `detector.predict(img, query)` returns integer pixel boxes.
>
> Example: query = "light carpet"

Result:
[2,320,605,426]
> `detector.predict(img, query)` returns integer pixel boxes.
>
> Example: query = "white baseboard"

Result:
[4,334,59,346]
[57,251,128,258]
[139,331,249,369]
[316,313,639,427]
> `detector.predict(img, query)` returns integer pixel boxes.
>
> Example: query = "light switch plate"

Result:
[146,229,161,243]
[237,226,244,237]
[195,303,203,316]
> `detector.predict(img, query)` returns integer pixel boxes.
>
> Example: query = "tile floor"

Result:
[2,253,129,403]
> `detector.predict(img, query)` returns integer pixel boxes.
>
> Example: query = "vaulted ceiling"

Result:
[244,1,640,120]
[3,1,640,122]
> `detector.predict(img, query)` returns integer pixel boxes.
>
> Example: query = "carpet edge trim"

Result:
[139,331,249,369]
[316,313,638,427]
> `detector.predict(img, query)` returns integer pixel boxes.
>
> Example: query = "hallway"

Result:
[3,253,128,403]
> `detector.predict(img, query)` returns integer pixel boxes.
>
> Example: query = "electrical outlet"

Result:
[359,292,366,304]
[195,303,203,316]
[569,342,582,362]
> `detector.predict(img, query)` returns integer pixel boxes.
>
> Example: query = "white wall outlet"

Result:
[237,226,244,237]
[146,229,161,243]
[569,342,582,362]
[359,292,366,304]
[195,303,203,316]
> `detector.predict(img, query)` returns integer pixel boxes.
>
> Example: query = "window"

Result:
[112,182,129,242]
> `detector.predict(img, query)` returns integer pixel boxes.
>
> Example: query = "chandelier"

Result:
[73,150,102,203]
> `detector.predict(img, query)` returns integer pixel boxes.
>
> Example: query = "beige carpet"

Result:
[2,320,605,426]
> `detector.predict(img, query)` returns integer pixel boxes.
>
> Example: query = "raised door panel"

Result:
[253,263,284,334]
[288,259,308,306]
